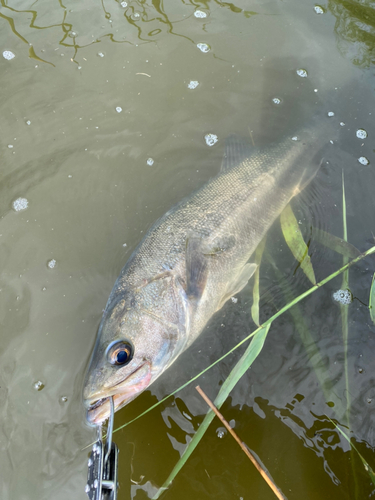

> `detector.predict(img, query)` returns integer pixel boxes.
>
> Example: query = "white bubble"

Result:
[358,156,369,165]
[97,52,105,58]
[120,1,128,6]
[296,68,308,78]
[85,485,90,493]
[356,128,367,139]
[26,120,31,125]
[147,158,154,166]
[292,136,298,141]
[314,5,324,14]
[115,106,122,113]
[272,97,282,105]
[34,380,44,391]
[188,80,199,90]
[314,89,318,93]
[333,289,352,305]
[8,144,13,149]
[205,133,218,146]
[61,396,68,403]
[12,197,28,212]
[194,10,207,18]
[3,50,15,60]
[47,259,57,269]
[231,297,238,303]
[340,122,345,126]
[328,111,335,117]
[216,427,227,438]
[197,43,210,53]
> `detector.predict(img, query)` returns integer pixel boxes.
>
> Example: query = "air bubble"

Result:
[26,120,31,125]
[356,128,367,139]
[115,106,122,113]
[328,111,334,117]
[197,43,210,53]
[12,197,28,211]
[120,1,127,6]
[85,484,90,493]
[296,68,308,78]
[194,10,207,18]
[47,259,57,269]
[272,97,282,105]
[34,381,45,391]
[205,133,218,146]
[292,136,298,141]
[147,158,154,166]
[131,11,141,20]
[3,50,15,60]
[358,156,369,166]
[61,396,68,403]
[231,297,238,303]
[314,5,324,14]
[8,144,13,149]
[340,122,345,127]
[188,80,199,90]
[98,52,105,58]
[216,427,227,438]
[333,289,352,305]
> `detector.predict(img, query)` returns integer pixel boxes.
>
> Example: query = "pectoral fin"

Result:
[217,263,257,311]
[186,237,209,301]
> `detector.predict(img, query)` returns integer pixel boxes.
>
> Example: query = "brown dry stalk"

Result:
[196,385,287,500]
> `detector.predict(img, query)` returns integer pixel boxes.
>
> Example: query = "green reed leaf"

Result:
[280,204,316,284]
[328,418,375,486]
[311,227,360,259]
[251,236,267,326]
[152,324,271,499]
[369,273,375,324]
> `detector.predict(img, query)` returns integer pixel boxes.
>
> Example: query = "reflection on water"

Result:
[0,0,257,67]
[330,0,375,67]
[1,0,375,499]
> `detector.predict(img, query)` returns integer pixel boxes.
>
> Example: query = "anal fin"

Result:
[217,263,257,311]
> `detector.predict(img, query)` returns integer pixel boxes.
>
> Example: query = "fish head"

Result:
[83,275,189,424]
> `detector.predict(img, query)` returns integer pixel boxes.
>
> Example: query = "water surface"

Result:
[1,1,375,499]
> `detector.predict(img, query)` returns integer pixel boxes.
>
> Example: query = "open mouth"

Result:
[85,362,152,425]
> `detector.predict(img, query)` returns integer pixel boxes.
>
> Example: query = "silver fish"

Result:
[83,122,333,424]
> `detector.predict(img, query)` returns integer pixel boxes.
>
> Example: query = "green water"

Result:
[1,1,375,499]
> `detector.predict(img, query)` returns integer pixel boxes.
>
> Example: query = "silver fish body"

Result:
[83,123,333,424]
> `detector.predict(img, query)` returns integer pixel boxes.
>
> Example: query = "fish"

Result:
[83,119,335,424]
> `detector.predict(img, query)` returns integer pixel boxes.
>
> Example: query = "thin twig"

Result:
[196,385,287,500]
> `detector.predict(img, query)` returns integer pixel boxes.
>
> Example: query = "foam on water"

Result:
[3,50,15,60]
[205,133,218,146]
[12,198,28,211]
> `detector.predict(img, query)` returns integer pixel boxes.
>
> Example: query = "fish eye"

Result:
[107,341,133,366]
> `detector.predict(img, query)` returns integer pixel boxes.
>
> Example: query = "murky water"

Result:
[1,1,375,499]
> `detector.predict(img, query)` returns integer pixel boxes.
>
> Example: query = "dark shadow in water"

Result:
[329,0,375,67]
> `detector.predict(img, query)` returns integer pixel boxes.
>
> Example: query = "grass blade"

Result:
[328,418,375,486]
[251,236,267,326]
[311,227,361,259]
[369,273,375,324]
[152,324,271,499]
[280,204,316,284]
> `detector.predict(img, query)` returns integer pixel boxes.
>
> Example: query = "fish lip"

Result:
[85,362,152,425]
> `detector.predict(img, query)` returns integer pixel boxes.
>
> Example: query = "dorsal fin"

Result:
[220,135,254,173]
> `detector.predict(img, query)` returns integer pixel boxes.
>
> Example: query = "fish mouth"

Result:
[85,362,152,425]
